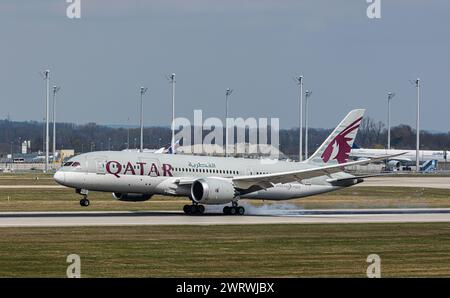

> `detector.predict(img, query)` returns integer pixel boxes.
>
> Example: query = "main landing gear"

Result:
[223,205,245,216]
[182,201,245,216]
[183,204,205,215]
[76,189,90,207]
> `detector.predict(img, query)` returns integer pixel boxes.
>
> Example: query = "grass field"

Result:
[0,223,449,277]
[0,186,449,212]
[1,173,450,278]
[0,172,449,211]
[0,173,55,185]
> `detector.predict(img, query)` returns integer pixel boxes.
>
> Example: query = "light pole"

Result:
[139,87,148,152]
[294,75,304,161]
[167,73,176,154]
[225,88,233,157]
[42,118,45,154]
[40,70,50,173]
[305,90,312,159]
[127,117,130,150]
[52,86,61,163]
[387,92,395,150]
[414,78,420,172]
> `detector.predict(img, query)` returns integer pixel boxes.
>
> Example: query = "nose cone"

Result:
[53,171,65,185]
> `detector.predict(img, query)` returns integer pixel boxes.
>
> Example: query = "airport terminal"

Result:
[1,0,450,282]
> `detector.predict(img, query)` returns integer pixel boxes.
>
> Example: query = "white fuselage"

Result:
[350,148,448,164]
[54,151,354,203]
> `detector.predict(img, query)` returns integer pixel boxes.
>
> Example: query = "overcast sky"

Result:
[1,0,449,131]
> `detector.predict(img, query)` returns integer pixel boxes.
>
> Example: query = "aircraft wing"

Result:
[232,152,406,190]
[353,155,412,162]
[392,157,413,162]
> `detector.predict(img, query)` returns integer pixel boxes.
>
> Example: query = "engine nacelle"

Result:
[191,178,236,205]
[387,160,400,168]
[112,193,152,202]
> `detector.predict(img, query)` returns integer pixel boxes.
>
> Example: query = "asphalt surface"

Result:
[1,208,450,227]
[358,176,450,189]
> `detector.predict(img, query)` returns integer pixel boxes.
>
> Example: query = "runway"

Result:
[358,176,450,189]
[1,176,449,189]
[1,208,450,227]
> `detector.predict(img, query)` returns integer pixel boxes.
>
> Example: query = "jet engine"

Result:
[112,193,152,202]
[191,178,237,205]
[387,160,401,168]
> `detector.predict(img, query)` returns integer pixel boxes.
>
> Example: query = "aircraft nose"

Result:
[53,171,65,184]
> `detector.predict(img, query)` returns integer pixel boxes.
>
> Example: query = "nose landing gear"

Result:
[80,196,90,207]
[76,189,90,207]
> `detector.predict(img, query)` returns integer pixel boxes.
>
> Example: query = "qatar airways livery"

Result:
[54,109,402,215]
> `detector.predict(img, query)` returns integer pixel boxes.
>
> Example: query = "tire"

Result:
[183,205,191,214]
[223,206,230,215]
[197,205,205,214]
[83,199,90,207]
[229,206,237,215]
[237,206,245,215]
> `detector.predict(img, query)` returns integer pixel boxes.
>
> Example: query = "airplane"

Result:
[54,109,403,216]
[154,139,181,154]
[350,146,447,170]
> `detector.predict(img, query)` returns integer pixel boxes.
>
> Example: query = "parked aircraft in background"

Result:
[350,146,447,170]
[54,109,403,215]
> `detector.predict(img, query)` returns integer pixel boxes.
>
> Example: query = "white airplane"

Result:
[153,139,180,154]
[350,147,447,168]
[54,109,402,215]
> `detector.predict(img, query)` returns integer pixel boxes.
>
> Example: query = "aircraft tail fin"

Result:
[306,109,365,165]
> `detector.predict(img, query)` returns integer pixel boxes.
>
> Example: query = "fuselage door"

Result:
[246,168,254,176]
[95,157,107,174]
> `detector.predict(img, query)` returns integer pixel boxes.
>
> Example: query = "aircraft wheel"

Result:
[229,206,237,215]
[80,198,90,207]
[197,205,205,215]
[237,206,245,215]
[223,206,231,215]
[183,205,191,215]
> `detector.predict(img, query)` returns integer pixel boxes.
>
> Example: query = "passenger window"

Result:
[63,162,73,167]
[72,162,80,167]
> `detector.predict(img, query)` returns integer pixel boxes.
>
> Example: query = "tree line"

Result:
[0,118,449,158]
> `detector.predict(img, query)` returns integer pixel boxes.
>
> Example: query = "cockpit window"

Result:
[72,162,81,167]
[63,162,73,167]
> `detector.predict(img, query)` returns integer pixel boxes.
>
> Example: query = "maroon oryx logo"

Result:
[321,117,362,164]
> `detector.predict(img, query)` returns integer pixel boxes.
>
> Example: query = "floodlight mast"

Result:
[415,78,420,172]
[127,117,130,149]
[305,90,312,159]
[139,87,148,152]
[167,74,176,154]
[40,70,50,173]
[225,88,233,157]
[387,92,395,150]
[294,75,304,161]
[52,86,61,163]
